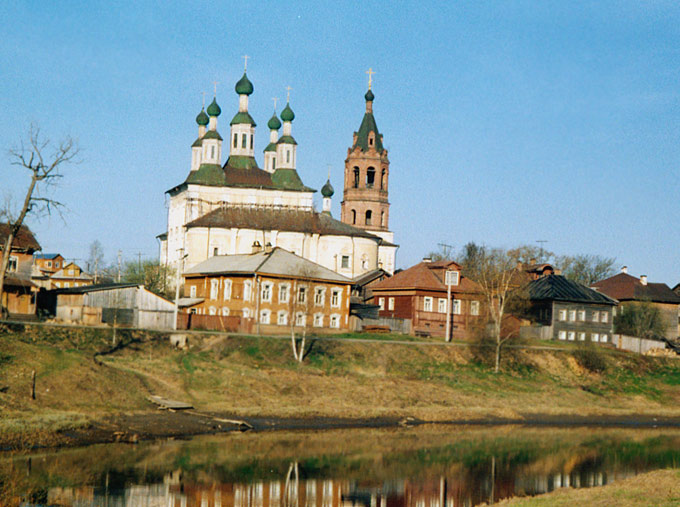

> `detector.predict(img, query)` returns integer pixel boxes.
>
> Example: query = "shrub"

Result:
[573,345,607,374]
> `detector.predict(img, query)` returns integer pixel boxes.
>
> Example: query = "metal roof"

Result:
[529,275,618,305]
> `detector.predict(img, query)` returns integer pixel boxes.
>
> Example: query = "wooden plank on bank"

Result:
[147,395,193,410]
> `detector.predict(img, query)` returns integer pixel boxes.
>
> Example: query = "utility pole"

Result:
[173,249,188,330]
[117,250,122,282]
[444,269,458,342]
[136,252,143,274]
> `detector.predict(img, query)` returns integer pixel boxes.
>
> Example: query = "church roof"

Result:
[263,142,277,153]
[353,112,384,153]
[186,205,385,242]
[202,130,223,141]
[230,112,257,126]
[185,164,226,186]
[271,168,314,191]
[277,135,297,145]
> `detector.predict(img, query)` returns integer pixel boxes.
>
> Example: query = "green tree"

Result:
[557,254,616,286]
[122,259,175,299]
[614,301,667,340]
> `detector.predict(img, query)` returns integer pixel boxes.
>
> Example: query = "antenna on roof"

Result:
[536,240,548,262]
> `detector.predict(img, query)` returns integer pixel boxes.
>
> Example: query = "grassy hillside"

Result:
[1,323,680,445]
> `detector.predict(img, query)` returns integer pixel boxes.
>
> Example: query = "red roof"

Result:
[591,273,680,304]
[0,223,41,252]
[371,260,480,293]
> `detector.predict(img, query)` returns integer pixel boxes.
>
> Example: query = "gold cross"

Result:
[285,85,292,102]
[213,80,219,96]
[366,68,375,89]
[201,91,206,108]
[272,97,279,110]
[243,54,250,71]
[327,164,332,179]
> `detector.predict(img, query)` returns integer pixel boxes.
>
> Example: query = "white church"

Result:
[159,67,396,280]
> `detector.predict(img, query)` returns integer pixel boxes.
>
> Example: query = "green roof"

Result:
[277,135,297,145]
[280,102,295,122]
[264,142,277,153]
[202,130,223,140]
[271,168,315,192]
[191,136,203,147]
[267,113,282,130]
[196,108,209,126]
[235,72,254,95]
[364,89,375,102]
[230,111,257,126]
[224,155,260,171]
[321,179,334,197]
[185,163,226,186]
[353,112,384,153]
[207,97,221,117]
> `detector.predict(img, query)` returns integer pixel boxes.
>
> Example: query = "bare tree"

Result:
[557,254,616,286]
[0,126,79,315]
[288,266,317,363]
[87,240,105,283]
[462,246,524,373]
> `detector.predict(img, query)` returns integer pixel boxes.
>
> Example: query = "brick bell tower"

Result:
[341,71,391,237]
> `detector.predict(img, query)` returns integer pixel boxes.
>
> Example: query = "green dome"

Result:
[364,89,375,102]
[235,72,254,95]
[280,102,295,122]
[321,179,334,198]
[267,112,282,130]
[207,97,221,117]
[195,108,209,126]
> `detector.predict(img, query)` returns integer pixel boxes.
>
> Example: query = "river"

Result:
[2,425,680,506]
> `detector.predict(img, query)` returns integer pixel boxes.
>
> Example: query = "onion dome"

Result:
[207,97,221,117]
[364,89,375,102]
[280,102,295,122]
[267,112,282,130]
[235,72,254,96]
[321,179,334,198]
[195,108,209,126]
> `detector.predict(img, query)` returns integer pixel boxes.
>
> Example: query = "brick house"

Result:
[0,223,41,316]
[592,267,680,340]
[183,247,352,333]
[368,259,482,339]
[524,274,618,343]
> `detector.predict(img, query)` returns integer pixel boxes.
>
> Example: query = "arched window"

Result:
[233,133,238,148]
[211,146,215,158]
[286,149,290,163]
[366,167,375,187]
[272,157,276,170]
[241,134,247,148]
[250,135,254,149]
[353,167,360,188]
[381,211,385,226]
[351,209,356,224]
[365,210,372,225]
[381,169,386,189]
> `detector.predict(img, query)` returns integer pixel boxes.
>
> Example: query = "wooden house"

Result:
[0,223,40,316]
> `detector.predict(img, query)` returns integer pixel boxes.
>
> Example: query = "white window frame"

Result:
[578,310,586,321]
[558,330,567,340]
[601,333,608,343]
[279,283,290,303]
[190,285,197,298]
[341,255,350,269]
[297,286,307,304]
[222,307,230,316]
[388,297,395,311]
[578,332,586,341]
[261,282,273,303]
[378,297,385,310]
[452,299,462,315]
[558,309,567,321]
[313,313,324,327]
[330,313,340,329]
[601,311,609,323]
[7,256,18,272]
[568,331,575,341]
[314,287,326,306]
[592,311,600,323]
[438,298,447,313]
[243,308,251,319]
[295,312,306,327]
[260,309,271,324]
[331,288,341,308]
[592,333,600,342]
[223,279,232,300]
[277,310,288,326]
[568,310,576,322]
[244,280,252,302]
[445,270,459,286]
[423,296,433,312]
[470,300,480,316]
[209,306,216,315]
[210,279,219,300]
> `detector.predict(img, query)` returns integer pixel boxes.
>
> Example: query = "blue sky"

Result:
[1,1,679,283]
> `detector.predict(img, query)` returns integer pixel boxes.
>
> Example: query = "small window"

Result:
[244,281,252,302]
[578,310,586,321]
[351,210,357,225]
[260,309,271,324]
[568,331,575,341]
[592,311,600,323]
[250,135,254,149]
[297,286,307,304]
[211,145,215,158]
[601,311,609,323]
[222,307,230,316]
[277,311,288,325]
[331,289,341,308]
[388,297,395,311]
[223,280,232,300]
[210,279,219,299]
[55,261,60,268]
[313,313,323,327]
[213,247,219,256]
[558,330,567,340]
[471,301,480,316]
[46,260,52,268]
[243,308,251,319]
[592,333,600,342]
[286,149,290,163]
[190,285,197,298]
[341,255,350,269]
[330,314,340,328]
[558,309,567,321]
[272,157,276,170]
[369,137,373,146]
[381,211,385,227]
[233,133,238,148]
[208,306,217,315]
[295,312,306,326]
[241,133,247,148]
[353,167,360,188]
[378,297,385,310]
[366,167,375,187]
[365,210,372,225]
[279,284,289,303]
[452,299,462,315]
[314,287,325,306]
[7,256,18,272]
[445,271,459,286]
[568,310,576,322]
[423,297,433,312]
[601,333,608,342]
[438,298,447,313]
[261,282,272,302]
[381,169,386,189]
[578,332,586,341]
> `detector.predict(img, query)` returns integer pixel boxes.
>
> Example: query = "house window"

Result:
[261,282,272,302]
[277,310,288,325]
[601,311,609,323]
[592,311,600,323]
[243,308,250,319]
[209,307,216,315]
[366,167,375,187]
[471,301,480,316]
[331,289,341,308]
[223,280,232,300]
[244,280,252,301]
[445,270,459,286]
[568,331,575,341]
[295,312,306,326]
[210,279,219,300]
[330,314,340,328]
[578,332,586,341]
[452,299,462,315]
[341,255,350,269]
[438,298,447,313]
[7,256,18,272]
[279,284,290,303]
[297,286,307,303]
[558,309,567,321]
[558,330,567,340]
[365,210,372,225]
[222,307,230,316]
[241,133,247,148]
[378,297,385,310]
[260,309,271,324]
[601,333,608,342]
[313,313,323,327]
[592,333,600,342]
[568,310,576,322]
[388,297,395,311]
[423,297,433,312]
[578,310,586,321]
[314,287,325,306]
[46,260,52,268]
[190,285,197,298]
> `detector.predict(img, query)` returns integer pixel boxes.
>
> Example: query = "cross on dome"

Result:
[243,54,250,71]
[272,97,279,111]
[366,68,375,90]
[212,80,219,96]
[285,85,292,102]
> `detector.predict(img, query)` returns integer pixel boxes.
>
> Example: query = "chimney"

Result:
[422,257,432,263]
[640,275,647,286]
[251,241,262,254]
[264,242,273,253]
[621,266,628,274]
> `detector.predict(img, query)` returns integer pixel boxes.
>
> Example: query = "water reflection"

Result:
[3,426,680,506]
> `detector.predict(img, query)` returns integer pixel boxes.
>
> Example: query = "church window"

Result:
[242,134,247,148]
[381,169,386,189]
[365,210,372,225]
[211,146,215,158]
[286,149,290,163]
[366,167,375,187]
[213,247,218,256]
[341,255,350,269]
[381,211,385,227]
[353,167,360,188]
[250,135,254,149]
[351,209,356,225]
[233,133,238,148]
[272,157,276,170]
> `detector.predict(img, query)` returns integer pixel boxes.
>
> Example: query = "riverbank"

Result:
[1,324,680,449]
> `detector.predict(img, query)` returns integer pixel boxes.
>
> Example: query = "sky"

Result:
[1,1,679,283]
